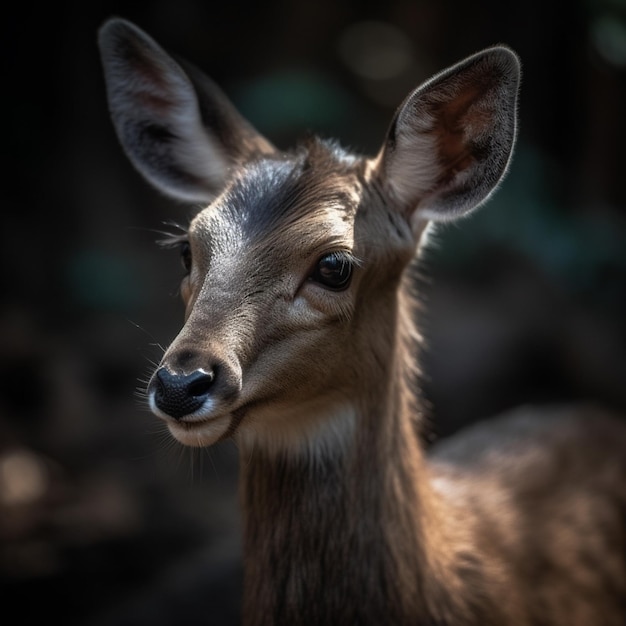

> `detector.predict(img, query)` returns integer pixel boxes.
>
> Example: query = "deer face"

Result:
[149,146,423,447]
[152,151,364,445]
[98,19,519,448]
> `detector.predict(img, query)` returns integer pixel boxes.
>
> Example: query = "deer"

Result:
[98,17,626,626]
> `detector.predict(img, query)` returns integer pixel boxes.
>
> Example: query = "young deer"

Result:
[99,18,626,626]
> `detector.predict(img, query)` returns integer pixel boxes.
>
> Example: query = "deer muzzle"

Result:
[148,346,243,422]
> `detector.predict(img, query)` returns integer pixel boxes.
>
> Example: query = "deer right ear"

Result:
[98,18,275,204]
[372,46,520,231]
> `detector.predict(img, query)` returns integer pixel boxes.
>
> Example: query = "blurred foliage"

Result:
[429,143,626,307]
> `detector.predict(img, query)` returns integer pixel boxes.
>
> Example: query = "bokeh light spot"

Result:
[0,449,48,506]
[338,20,414,81]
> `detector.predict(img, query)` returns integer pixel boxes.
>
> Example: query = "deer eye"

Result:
[310,252,353,290]
[180,241,192,274]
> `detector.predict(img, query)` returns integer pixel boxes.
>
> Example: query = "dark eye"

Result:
[310,252,353,290]
[180,241,192,274]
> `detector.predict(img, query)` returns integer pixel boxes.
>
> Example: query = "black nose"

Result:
[152,368,215,419]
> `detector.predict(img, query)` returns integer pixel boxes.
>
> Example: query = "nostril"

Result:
[153,367,215,419]
[188,369,215,397]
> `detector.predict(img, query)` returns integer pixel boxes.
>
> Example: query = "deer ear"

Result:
[98,18,275,204]
[373,46,520,228]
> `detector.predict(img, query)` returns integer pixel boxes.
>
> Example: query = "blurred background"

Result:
[2,1,625,624]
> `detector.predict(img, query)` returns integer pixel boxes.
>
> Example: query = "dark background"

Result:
[2,1,625,624]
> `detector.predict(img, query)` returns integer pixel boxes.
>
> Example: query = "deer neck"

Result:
[239,286,463,625]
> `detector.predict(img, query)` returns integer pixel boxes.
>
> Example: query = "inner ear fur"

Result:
[98,18,275,204]
[374,46,520,226]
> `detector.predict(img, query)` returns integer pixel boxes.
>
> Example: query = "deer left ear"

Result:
[98,18,275,204]
[373,46,520,230]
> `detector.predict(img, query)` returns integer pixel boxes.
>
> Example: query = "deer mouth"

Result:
[164,406,248,447]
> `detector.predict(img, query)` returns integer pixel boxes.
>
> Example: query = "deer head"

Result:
[99,18,519,451]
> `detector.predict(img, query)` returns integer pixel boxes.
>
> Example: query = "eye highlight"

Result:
[180,241,192,274]
[310,252,353,290]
